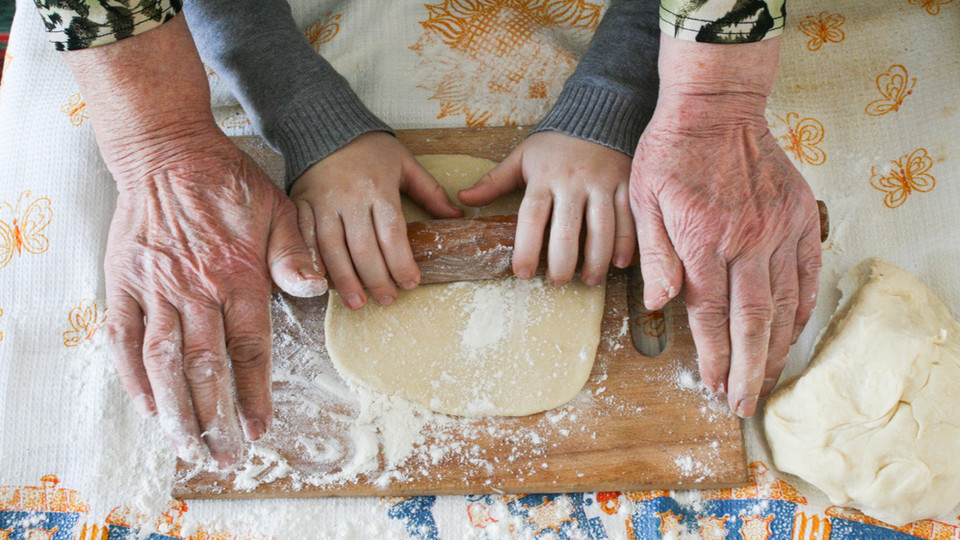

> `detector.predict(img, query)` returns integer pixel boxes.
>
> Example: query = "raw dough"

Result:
[324,155,606,416]
[764,258,960,526]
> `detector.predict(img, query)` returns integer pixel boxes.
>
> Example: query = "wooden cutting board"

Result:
[172,127,748,499]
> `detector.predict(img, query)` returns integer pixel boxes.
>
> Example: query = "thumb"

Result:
[457,149,524,208]
[402,159,464,219]
[631,185,683,311]
[267,197,329,297]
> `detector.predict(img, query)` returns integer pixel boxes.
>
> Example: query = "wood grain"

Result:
[174,128,752,500]
[174,271,748,499]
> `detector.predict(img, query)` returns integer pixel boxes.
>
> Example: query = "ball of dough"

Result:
[764,258,960,526]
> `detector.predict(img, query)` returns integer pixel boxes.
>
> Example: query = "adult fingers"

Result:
[684,256,731,396]
[105,290,154,417]
[402,160,463,218]
[793,216,823,343]
[344,210,398,306]
[458,150,524,208]
[294,198,326,278]
[141,301,204,463]
[268,197,328,298]
[580,193,614,286]
[612,183,636,269]
[633,195,683,310]
[761,246,800,398]
[316,213,366,310]
[181,305,244,469]
[223,294,273,442]
[372,199,420,290]
[512,189,553,280]
[726,258,774,418]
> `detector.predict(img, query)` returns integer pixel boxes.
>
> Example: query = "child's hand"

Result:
[290,132,462,309]
[458,132,634,286]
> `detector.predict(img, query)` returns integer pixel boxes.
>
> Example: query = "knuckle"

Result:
[227,332,271,367]
[183,351,229,386]
[732,306,773,342]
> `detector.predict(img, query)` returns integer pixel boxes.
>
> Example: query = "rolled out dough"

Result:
[324,155,606,417]
[764,258,960,526]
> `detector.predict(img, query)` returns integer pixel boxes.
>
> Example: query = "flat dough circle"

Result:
[764,258,960,526]
[324,155,606,416]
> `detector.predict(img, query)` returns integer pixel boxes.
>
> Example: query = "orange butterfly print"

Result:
[0,191,53,270]
[865,65,916,116]
[798,11,845,51]
[909,0,953,15]
[61,93,88,127]
[869,148,935,209]
[305,12,341,52]
[773,113,826,166]
[63,299,107,347]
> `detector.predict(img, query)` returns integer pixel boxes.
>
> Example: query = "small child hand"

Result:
[458,132,634,286]
[290,132,462,309]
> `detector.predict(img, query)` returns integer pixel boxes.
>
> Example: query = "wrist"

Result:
[658,33,780,101]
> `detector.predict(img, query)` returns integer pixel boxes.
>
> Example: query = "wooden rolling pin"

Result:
[406,201,829,285]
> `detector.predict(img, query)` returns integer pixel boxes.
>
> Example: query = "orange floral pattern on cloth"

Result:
[304,12,341,52]
[826,505,960,538]
[870,148,935,209]
[865,65,916,116]
[411,0,602,126]
[0,307,4,343]
[798,11,845,51]
[0,475,89,513]
[772,112,826,166]
[105,500,268,539]
[0,190,53,270]
[909,0,954,16]
[61,93,88,127]
[219,110,252,130]
[63,298,107,347]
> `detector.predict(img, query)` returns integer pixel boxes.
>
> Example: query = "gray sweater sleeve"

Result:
[183,0,393,186]
[531,0,660,156]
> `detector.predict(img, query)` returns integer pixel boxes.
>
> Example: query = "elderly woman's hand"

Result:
[64,16,324,468]
[631,36,822,418]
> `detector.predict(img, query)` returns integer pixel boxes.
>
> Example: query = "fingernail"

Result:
[791,324,804,344]
[735,396,758,418]
[133,395,156,417]
[614,255,631,269]
[299,267,324,281]
[277,270,328,298]
[401,279,418,290]
[583,275,600,287]
[516,268,532,279]
[377,295,395,306]
[243,418,265,442]
[345,293,365,310]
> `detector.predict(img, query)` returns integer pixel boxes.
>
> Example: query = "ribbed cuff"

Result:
[266,86,394,188]
[531,81,655,157]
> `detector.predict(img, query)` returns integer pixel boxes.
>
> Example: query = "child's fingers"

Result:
[294,198,325,277]
[546,194,586,286]
[316,212,367,310]
[372,200,420,290]
[512,189,552,280]
[580,192,616,286]
[612,182,637,269]
[402,160,464,219]
[343,210,399,306]
[458,150,524,207]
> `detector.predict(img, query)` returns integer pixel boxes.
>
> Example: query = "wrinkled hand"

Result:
[105,134,326,468]
[630,94,821,418]
[290,132,462,310]
[459,131,635,286]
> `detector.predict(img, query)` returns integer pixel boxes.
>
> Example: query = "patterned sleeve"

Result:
[33,0,183,51]
[659,0,786,43]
